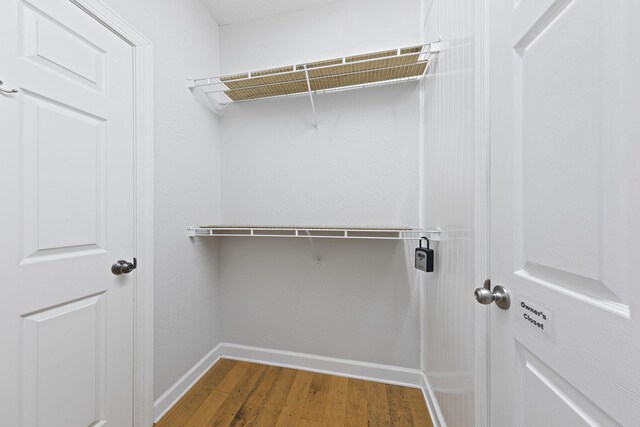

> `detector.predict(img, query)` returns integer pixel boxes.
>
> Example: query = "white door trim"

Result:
[474,0,490,425]
[68,1,154,426]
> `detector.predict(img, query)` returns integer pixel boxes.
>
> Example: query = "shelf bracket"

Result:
[302,65,319,130]
[424,228,441,242]
[428,38,442,55]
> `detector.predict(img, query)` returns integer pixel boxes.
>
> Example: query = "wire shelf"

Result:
[187,226,440,241]
[188,42,440,113]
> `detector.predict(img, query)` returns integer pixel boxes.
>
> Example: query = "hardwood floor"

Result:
[156,359,433,427]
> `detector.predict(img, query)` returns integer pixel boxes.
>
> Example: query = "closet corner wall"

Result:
[99,0,225,406]
[103,0,480,425]
[420,0,480,425]
[213,0,425,370]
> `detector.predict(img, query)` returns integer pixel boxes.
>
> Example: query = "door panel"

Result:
[22,91,107,259]
[22,2,107,92]
[515,344,620,426]
[22,293,107,427]
[490,0,640,425]
[514,0,628,307]
[0,0,135,425]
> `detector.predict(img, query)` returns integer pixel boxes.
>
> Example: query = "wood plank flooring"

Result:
[156,359,433,427]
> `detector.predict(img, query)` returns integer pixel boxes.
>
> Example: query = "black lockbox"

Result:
[415,237,434,272]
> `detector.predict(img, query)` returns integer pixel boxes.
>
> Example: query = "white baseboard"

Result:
[152,343,223,423]
[218,342,424,388]
[420,371,447,427]
[153,342,442,426]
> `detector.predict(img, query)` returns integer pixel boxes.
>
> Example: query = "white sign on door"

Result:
[517,298,552,338]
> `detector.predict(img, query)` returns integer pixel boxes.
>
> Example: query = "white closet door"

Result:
[0,0,136,425]
[488,0,640,425]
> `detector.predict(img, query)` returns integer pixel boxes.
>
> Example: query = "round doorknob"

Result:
[112,259,136,275]
[474,282,510,310]
[474,287,495,304]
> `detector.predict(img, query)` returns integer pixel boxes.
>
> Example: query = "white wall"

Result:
[221,238,421,368]
[97,0,223,399]
[420,0,478,425]
[219,0,421,227]
[218,0,424,368]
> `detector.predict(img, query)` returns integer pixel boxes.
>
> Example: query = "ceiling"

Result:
[203,0,342,26]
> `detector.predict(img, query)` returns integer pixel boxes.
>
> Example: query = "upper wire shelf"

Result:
[188,41,440,115]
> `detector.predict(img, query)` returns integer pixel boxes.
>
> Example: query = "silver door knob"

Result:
[112,259,136,275]
[474,280,510,310]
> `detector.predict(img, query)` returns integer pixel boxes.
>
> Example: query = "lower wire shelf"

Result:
[187,225,440,241]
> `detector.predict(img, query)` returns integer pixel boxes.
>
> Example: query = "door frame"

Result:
[474,0,490,425]
[68,1,154,425]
